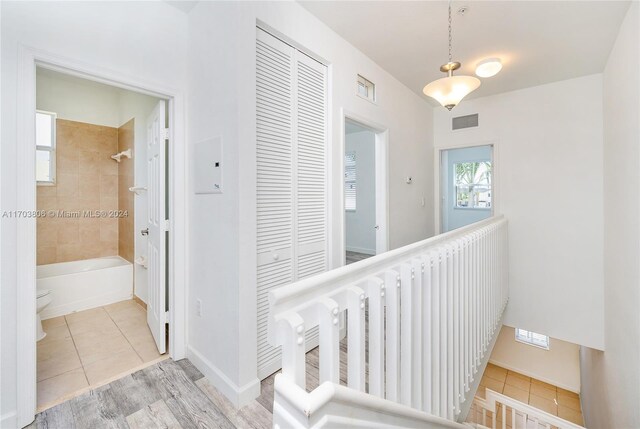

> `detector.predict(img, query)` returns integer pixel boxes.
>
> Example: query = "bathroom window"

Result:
[36,110,56,184]
[515,328,550,350]
[344,152,356,210]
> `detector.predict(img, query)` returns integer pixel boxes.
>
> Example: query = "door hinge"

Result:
[162,128,170,140]
[163,219,170,232]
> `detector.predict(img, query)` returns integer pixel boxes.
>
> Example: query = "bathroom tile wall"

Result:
[118,119,135,262]
[37,119,120,264]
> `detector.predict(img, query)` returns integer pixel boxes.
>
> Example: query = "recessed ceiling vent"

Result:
[452,113,479,130]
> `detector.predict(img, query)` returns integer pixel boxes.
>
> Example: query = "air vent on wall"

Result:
[452,113,479,130]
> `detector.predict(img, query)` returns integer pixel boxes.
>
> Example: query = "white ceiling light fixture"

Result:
[423,0,480,111]
[476,58,503,78]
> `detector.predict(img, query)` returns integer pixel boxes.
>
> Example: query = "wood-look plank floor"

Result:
[346,250,374,265]
[30,346,351,429]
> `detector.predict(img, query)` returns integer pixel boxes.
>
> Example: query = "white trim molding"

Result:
[14,46,189,427]
[187,346,261,409]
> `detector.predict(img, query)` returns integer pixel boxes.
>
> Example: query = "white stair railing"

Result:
[469,389,585,429]
[268,216,508,428]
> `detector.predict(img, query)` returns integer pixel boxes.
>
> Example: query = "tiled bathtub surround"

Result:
[37,118,135,264]
[118,119,135,262]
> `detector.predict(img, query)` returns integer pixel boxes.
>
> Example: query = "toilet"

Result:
[36,289,53,341]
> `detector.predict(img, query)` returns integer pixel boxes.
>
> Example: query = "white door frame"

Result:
[433,140,500,234]
[339,109,389,265]
[15,46,188,427]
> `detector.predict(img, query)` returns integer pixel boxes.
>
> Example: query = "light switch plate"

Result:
[194,137,223,194]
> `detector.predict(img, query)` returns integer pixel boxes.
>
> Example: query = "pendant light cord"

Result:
[448,0,453,63]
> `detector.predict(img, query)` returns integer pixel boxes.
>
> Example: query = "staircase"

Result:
[468,389,586,429]
[268,217,509,428]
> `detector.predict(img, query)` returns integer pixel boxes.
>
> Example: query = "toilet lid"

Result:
[37,289,51,298]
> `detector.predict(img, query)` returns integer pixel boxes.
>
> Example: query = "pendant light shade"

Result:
[423,1,480,110]
[423,75,481,111]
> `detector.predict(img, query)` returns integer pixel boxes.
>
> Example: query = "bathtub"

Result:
[37,256,133,319]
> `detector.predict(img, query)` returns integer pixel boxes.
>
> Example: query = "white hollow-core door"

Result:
[146,100,167,354]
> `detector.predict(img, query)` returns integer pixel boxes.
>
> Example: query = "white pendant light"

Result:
[423,1,480,110]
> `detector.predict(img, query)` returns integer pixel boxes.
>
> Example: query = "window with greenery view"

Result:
[454,161,491,209]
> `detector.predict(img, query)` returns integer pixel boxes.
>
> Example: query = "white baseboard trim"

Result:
[187,345,260,408]
[1,410,17,429]
[487,359,580,393]
[345,246,375,255]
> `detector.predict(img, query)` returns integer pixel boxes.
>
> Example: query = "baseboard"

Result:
[345,246,376,255]
[487,359,580,393]
[1,410,17,429]
[187,346,260,408]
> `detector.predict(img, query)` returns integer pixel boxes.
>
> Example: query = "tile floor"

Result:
[37,299,166,411]
[475,363,584,426]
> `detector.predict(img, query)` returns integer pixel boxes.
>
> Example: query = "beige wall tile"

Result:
[57,151,79,174]
[37,119,120,264]
[57,220,80,245]
[56,173,79,198]
[78,150,101,176]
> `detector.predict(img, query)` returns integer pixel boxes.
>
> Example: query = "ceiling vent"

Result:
[452,113,479,130]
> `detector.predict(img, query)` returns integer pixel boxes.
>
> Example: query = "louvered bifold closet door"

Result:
[295,52,327,280]
[294,51,328,349]
[256,29,295,379]
[256,29,328,379]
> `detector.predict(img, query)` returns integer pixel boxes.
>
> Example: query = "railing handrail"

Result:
[274,374,468,428]
[269,215,505,339]
[475,389,585,429]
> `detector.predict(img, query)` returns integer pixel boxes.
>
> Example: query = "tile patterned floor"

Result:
[474,363,584,426]
[37,299,166,411]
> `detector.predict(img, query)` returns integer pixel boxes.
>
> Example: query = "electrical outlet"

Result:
[196,299,202,317]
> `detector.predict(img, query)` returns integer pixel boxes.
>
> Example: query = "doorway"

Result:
[343,117,388,265]
[440,144,494,233]
[33,67,170,411]
[16,47,187,428]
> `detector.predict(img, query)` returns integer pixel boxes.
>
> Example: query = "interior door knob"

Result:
[375,225,380,230]
[141,228,149,236]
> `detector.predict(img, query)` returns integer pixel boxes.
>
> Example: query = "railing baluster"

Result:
[422,255,433,414]
[440,247,448,418]
[411,258,423,410]
[431,249,441,415]
[400,263,413,406]
[452,241,460,416]
[277,312,306,389]
[346,285,366,391]
[384,269,400,402]
[317,297,340,384]
[367,276,385,397]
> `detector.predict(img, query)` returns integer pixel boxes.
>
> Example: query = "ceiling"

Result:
[299,1,630,103]
[164,1,199,14]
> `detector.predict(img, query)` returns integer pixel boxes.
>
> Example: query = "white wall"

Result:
[1,2,188,425]
[434,74,605,350]
[36,68,121,127]
[489,326,580,393]
[187,0,435,406]
[580,4,640,428]
[345,130,376,255]
[441,145,492,232]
